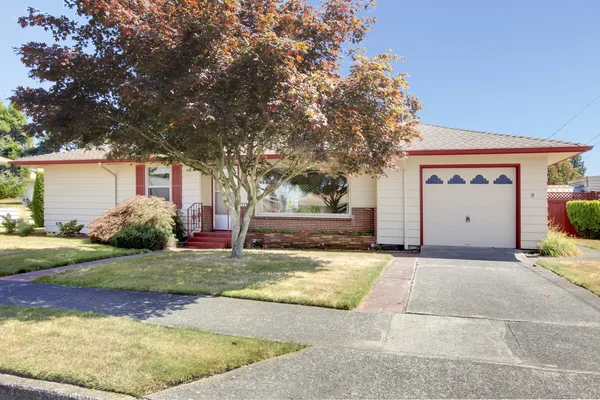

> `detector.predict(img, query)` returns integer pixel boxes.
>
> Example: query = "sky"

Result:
[0,0,599,174]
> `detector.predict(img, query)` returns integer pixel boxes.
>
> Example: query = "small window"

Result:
[147,166,171,201]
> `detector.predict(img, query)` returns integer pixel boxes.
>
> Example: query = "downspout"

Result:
[99,162,117,206]
[402,158,408,249]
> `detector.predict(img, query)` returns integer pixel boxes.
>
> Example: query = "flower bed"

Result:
[245,230,376,250]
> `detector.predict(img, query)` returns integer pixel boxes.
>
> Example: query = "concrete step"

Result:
[186,242,228,249]
[192,231,230,238]
[188,236,231,243]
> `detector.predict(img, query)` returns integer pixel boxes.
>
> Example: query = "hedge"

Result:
[566,200,600,239]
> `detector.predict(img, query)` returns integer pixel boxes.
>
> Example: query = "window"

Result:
[147,166,171,201]
[258,172,349,216]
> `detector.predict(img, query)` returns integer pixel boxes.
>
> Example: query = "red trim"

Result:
[419,164,521,249]
[10,158,159,166]
[135,165,145,196]
[407,146,592,156]
[171,164,183,209]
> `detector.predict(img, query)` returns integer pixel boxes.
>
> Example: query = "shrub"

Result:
[30,171,44,227]
[173,211,186,242]
[1,214,18,234]
[539,229,580,257]
[17,219,35,236]
[566,200,600,239]
[88,196,177,244]
[0,170,27,199]
[56,219,84,237]
[111,224,169,250]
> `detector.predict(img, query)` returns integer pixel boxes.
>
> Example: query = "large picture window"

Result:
[147,166,171,201]
[258,172,349,216]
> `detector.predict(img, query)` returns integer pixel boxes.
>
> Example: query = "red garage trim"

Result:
[408,146,592,156]
[419,164,521,249]
[10,158,161,166]
[135,164,145,196]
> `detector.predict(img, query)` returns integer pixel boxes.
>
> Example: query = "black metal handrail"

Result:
[186,202,202,239]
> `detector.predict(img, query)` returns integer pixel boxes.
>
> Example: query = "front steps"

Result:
[186,231,230,249]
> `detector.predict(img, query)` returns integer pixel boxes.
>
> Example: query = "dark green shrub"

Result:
[88,196,177,243]
[30,171,44,227]
[56,219,85,237]
[111,224,169,250]
[17,219,35,236]
[566,200,600,239]
[1,214,18,234]
[173,211,186,242]
[0,171,27,199]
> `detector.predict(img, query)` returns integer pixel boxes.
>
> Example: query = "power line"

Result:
[585,131,600,145]
[547,94,600,139]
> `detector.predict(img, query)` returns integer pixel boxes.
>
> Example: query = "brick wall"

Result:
[245,232,375,250]
[246,207,375,233]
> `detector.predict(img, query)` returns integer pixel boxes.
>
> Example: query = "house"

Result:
[569,176,600,193]
[11,124,592,250]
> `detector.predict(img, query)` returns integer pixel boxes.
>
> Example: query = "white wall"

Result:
[377,154,549,249]
[43,163,136,233]
[349,174,377,208]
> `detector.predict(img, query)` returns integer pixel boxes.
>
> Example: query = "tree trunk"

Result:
[229,203,254,258]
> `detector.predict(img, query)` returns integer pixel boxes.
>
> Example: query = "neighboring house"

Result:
[0,156,11,165]
[547,185,575,193]
[20,169,39,205]
[569,176,600,193]
[11,124,593,250]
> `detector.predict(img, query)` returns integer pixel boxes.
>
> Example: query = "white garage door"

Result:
[422,167,517,248]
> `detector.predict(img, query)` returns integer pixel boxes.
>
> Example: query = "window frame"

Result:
[255,174,352,219]
[146,165,172,202]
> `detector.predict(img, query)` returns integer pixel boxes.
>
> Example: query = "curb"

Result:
[0,373,134,400]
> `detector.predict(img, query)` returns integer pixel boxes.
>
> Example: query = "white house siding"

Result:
[182,167,201,212]
[43,163,135,233]
[349,174,377,208]
[377,154,549,249]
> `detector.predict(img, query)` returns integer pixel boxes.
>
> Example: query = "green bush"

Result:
[566,200,600,239]
[56,219,85,237]
[111,224,169,250]
[539,229,580,257]
[1,214,18,234]
[30,171,44,227]
[173,211,186,242]
[0,170,27,199]
[88,196,177,244]
[17,219,35,236]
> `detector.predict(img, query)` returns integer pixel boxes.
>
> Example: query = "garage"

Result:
[421,165,518,248]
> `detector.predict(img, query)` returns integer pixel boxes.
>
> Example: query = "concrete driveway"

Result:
[408,247,600,324]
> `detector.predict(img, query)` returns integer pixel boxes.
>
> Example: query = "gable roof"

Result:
[10,124,593,165]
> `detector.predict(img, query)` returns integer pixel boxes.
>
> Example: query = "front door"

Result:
[213,180,232,230]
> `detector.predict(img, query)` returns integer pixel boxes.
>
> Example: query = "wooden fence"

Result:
[547,191,599,236]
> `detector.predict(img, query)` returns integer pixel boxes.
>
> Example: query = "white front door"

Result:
[422,167,517,248]
[213,180,232,230]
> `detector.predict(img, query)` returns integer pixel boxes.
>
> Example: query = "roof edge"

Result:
[406,145,593,157]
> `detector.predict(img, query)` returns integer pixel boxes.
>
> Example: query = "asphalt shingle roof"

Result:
[12,124,590,164]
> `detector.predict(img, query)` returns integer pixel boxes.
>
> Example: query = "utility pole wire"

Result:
[585,132,600,145]
[546,94,600,139]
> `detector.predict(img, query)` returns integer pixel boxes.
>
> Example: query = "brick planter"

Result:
[245,232,376,250]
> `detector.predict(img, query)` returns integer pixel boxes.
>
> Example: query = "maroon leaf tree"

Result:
[13,0,421,257]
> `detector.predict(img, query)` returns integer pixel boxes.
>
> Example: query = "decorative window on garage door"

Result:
[448,174,466,184]
[493,174,513,184]
[470,174,489,184]
[426,174,444,184]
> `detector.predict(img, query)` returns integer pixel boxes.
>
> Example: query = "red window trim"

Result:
[419,164,521,249]
[171,164,183,209]
[135,164,145,196]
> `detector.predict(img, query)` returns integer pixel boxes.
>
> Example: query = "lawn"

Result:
[537,259,600,296]
[37,250,392,309]
[0,306,303,396]
[0,235,146,276]
[575,238,600,251]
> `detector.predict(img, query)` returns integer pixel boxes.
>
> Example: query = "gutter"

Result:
[402,158,408,249]
[98,162,117,206]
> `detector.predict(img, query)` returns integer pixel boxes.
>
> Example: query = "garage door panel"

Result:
[423,167,516,248]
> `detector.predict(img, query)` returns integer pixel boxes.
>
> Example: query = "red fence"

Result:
[547,191,599,236]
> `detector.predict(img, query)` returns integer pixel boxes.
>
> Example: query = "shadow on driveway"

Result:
[419,246,522,262]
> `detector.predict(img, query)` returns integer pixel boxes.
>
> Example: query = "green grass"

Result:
[0,306,304,396]
[539,229,581,257]
[37,250,392,309]
[0,235,147,276]
[537,259,600,296]
[575,238,600,251]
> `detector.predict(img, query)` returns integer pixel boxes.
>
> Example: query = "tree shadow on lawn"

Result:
[0,280,203,320]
